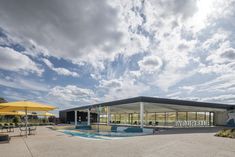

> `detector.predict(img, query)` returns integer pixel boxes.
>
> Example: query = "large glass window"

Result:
[210,112,214,125]
[156,113,165,126]
[114,114,121,123]
[166,112,176,125]
[178,112,187,121]
[99,114,107,123]
[132,113,139,125]
[146,113,155,125]
[197,112,205,120]
[120,114,128,124]
[110,114,115,123]
[188,112,196,120]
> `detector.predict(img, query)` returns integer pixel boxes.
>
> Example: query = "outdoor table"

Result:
[28,126,36,135]
[19,126,36,135]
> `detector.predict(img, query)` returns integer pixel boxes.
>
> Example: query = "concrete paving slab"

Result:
[0,126,235,157]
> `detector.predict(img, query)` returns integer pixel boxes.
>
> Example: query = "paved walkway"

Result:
[0,126,235,157]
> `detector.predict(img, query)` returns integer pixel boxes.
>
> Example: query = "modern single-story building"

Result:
[59,96,235,128]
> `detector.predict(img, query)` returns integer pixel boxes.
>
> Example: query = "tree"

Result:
[0,97,7,122]
[0,97,7,103]
[13,116,21,126]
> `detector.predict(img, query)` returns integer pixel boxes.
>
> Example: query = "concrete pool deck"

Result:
[0,126,235,157]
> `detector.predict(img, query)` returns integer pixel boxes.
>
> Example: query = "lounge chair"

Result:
[9,123,14,132]
[29,126,37,135]
[19,125,27,136]
[3,123,10,132]
[0,124,4,132]
[0,134,10,143]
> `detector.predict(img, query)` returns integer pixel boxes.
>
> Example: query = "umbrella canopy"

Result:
[0,101,56,112]
[38,112,55,117]
[0,101,56,137]
[0,111,27,116]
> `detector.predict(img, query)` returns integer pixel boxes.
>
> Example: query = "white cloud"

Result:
[98,74,150,101]
[196,74,235,93]
[0,76,49,92]
[138,56,163,74]
[0,47,43,75]
[49,85,97,104]
[99,79,122,89]
[42,58,79,77]
[1,0,235,108]
[0,0,124,67]
[201,94,235,104]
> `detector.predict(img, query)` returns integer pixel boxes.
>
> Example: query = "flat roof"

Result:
[60,96,235,112]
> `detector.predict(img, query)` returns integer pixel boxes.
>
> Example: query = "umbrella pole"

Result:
[25,108,28,137]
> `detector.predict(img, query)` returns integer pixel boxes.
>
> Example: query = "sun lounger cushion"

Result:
[0,134,10,143]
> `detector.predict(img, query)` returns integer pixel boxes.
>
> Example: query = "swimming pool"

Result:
[60,127,154,140]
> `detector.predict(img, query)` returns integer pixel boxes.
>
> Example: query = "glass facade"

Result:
[98,111,214,127]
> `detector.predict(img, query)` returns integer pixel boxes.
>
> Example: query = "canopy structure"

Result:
[0,101,56,137]
[0,111,27,116]
[60,96,235,128]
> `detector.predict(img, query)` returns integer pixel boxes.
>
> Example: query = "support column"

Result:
[155,112,157,124]
[87,108,91,126]
[140,102,144,128]
[176,112,178,121]
[145,112,148,125]
[131,113,133,124]
[164,112,167,126]
[74,110,77,127]
[107,106,111,125]
[209,112,212,126]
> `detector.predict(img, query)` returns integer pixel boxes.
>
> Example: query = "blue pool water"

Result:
[62,129,154,140]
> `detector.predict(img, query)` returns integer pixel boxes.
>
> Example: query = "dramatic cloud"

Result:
[0,0,123,65]
[138,56,163,74]
[0,76,49,92]
[42,58,79,77]
[0,47,43,75]
[1,0,235,109]
[49,85,97,104]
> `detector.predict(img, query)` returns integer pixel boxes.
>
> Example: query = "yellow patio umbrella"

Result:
[0,101,56,137]
[0,101,56,112]
[38,112,55,117]
[0,111,28,116]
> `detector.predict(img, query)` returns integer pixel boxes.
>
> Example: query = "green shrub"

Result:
[13,116,20,126]
[215,128,235,138]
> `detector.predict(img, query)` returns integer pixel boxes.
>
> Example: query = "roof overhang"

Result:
[60,96,235,113]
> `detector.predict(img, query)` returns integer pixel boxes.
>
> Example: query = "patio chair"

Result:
[9,123,14,132]
[3,123,10,132]
[0,124,4,132]
[0,134,10,143]
[155,121,159,126]
[29,126,37,135]
[149,121,152,125]
[19,125,27,136]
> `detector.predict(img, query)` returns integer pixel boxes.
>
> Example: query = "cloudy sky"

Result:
[0,0,235,113]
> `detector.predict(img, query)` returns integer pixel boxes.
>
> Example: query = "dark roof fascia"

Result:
[60,96,235,112]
